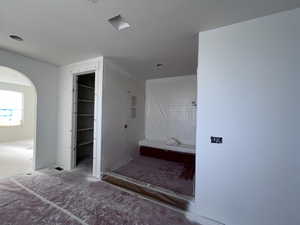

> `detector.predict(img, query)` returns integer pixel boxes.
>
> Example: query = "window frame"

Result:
[0,89,24,128]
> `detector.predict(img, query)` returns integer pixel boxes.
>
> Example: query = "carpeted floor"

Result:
[0,140,33,178]
[0,169,199,225]
[0,178,81,225]
[114,156,194,196]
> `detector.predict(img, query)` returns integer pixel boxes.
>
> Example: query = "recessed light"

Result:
[9,35,24,42]
[108,15,131,31]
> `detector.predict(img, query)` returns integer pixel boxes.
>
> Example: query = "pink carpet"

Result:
[114,156,194,196]
[0,169,199,225]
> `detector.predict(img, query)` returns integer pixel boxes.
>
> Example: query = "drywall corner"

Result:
[101,58,145,173]
[186,202,225,225]
[195,8,300,225]
[0,48,59,170]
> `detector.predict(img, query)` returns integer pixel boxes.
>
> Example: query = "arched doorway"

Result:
[0,66,37,177]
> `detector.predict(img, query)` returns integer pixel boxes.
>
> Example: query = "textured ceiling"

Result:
[0,0,299,79]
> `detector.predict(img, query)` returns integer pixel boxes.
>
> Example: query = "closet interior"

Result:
[74,73,95,172]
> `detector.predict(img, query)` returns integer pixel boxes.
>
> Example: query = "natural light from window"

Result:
[0,90,23,127]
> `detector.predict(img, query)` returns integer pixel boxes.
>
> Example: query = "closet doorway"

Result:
[72,72,96,174]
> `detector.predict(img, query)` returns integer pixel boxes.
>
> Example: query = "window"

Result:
[0,90,23,127]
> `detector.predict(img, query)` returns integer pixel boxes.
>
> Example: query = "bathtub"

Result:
[139,139,195,154]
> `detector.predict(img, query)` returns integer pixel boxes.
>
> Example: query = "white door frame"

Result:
[64,57,103,179]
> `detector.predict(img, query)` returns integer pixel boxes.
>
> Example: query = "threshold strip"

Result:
[10,178,89,225]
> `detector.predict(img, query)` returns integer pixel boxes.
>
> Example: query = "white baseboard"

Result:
[186,202,225,225]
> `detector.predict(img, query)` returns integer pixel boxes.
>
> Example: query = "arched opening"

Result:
[0,66,37,178]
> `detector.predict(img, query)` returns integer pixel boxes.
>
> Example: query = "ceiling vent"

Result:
[108,15,131,31]
[156,63,163,69]
[87,0,100,3]
[9,35,23,41]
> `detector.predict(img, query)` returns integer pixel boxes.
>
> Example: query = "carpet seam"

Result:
[10,178,89,225]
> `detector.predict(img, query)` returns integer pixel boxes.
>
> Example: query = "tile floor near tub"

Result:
[0,169,199,225]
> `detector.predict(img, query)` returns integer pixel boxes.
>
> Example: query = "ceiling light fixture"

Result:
[108,15,131,31]
[9,35,24,42]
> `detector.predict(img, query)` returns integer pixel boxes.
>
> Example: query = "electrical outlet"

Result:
[211,136,223,144]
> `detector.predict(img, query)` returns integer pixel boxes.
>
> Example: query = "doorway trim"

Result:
[62,57,103,179]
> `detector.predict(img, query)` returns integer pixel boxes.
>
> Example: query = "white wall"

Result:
[194,8,300,225]
[101,59,145,172]
[0,82,35,142]
[145,75,197,145]
[0,67,33,86]
[56,57,144,175]
[0,49,58,169]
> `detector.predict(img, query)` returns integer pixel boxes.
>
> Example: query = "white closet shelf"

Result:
[77,128,94,132]
[78,99,94,103]
[78,83,95,90]
[77,114,94,117]
[77,141,94,147]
